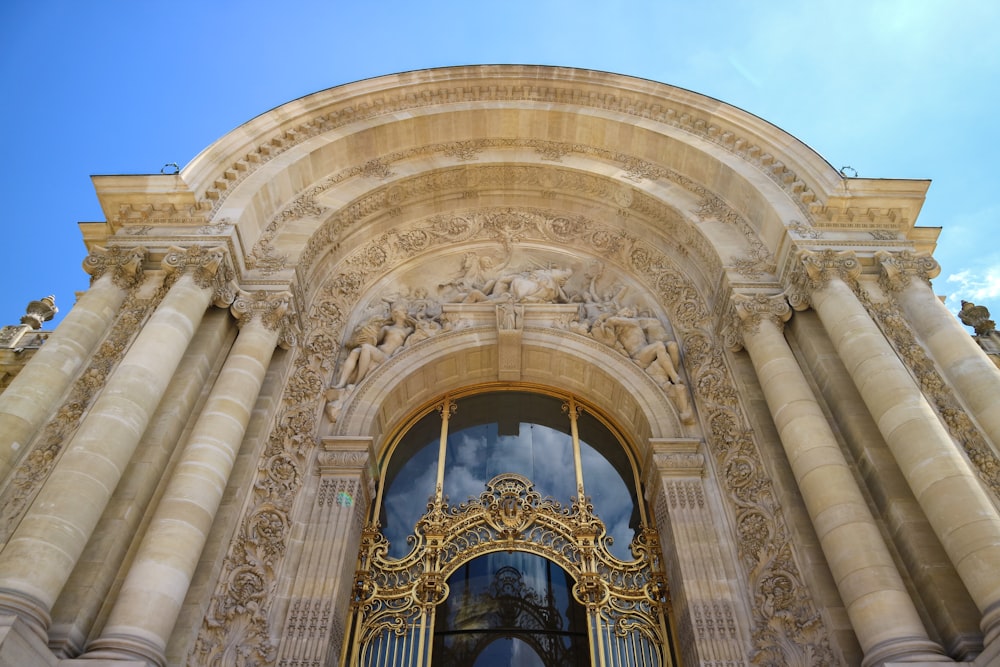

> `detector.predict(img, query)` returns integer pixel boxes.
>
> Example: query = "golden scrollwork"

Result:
[348,473,672,666]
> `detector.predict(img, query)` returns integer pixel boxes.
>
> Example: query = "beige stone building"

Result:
[0,65,999,667]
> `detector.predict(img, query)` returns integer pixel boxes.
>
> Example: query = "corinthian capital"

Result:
[728,293,792,350]
[162,245,236,306]
[875,250,941,292]
[786,249,861,310]
[231,290,297,347]
[82,245,147,289]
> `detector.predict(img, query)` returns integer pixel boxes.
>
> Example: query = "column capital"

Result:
[644,438,705,480]
[786,249,861,310]
[876,249,941,292]
[727,293,791,351]
[317,437,375,477]
[162,245,235,307]
[82,245,147,289]
[231,290,297,348]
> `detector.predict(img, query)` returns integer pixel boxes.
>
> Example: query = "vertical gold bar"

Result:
[434,397,455,503]
[563,397,585,500]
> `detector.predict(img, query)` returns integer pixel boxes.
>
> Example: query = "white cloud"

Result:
[944,264,1000,314]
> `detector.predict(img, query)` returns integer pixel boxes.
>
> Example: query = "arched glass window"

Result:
[378,391,642,560]
[350,390,673,667]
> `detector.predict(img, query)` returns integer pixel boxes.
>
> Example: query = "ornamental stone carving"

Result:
[162,245,235,306]
[231,289,296,348]
[727,293,792,351]
[787,249,861,310]
[82,245,147,289]
[876,249,941,292]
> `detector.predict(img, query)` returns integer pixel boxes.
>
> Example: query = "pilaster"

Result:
[644,438,750,666]
[274,437,374,667]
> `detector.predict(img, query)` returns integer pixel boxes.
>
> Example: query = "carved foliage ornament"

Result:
[162,245,236,306]
[875,249,941,293]
[82,245,147,290]
[231,289,297,349]
[726,293,792,352]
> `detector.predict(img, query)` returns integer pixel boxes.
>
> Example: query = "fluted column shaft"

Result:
[732,293,945,665]
[797,250,1000,644]
[878,250,1000,454]
[84,290,290,666]
[0,246,145,482]
[0,246,229,641]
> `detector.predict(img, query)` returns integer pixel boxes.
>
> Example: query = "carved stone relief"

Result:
[192,206,837,664]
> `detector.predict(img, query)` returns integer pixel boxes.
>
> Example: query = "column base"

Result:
[863,636,952,667]
[971,632,1000,666]
[0,614,56,667]
[81,634,164,667]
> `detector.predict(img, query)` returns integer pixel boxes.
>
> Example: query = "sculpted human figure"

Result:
[592,307,681,384]
[463,266,574,303]
[333,304,414,389]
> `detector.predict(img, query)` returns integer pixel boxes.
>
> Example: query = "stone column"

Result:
[0,245,232,643]
[877,250,1000,454]
[731,293,947,665]
[274,437,374,667]
[644,439,750,665]
[0,246,146,482]
[83,290,291,666]
[793,249,1000,645]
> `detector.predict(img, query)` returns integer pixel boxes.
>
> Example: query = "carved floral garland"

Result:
[247,140,770,282]
[190,207,834,665]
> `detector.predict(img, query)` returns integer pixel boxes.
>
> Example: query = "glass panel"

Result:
[580,440,637,561]
[381,410,440,559]
[432,553,589,667]
[380,392,641,560]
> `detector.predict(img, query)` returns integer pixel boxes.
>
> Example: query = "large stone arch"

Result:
[170,67,875,666]
[37,65,956,667]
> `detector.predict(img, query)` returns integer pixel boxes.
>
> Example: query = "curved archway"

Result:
[152,67,943,667]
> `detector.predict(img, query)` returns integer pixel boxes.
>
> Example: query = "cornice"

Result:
[180,70,832,220]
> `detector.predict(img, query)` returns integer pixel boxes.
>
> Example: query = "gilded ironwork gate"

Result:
[345,395,674,667]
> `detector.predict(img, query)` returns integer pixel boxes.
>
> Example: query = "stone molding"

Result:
[247,142,768,283]
[189,71,823,220]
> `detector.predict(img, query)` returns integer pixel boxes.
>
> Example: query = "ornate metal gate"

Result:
[347,470,673,666]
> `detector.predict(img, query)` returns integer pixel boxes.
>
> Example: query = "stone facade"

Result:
[0,65,998,666]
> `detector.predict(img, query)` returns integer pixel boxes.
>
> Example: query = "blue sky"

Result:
[1,1,998,330]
